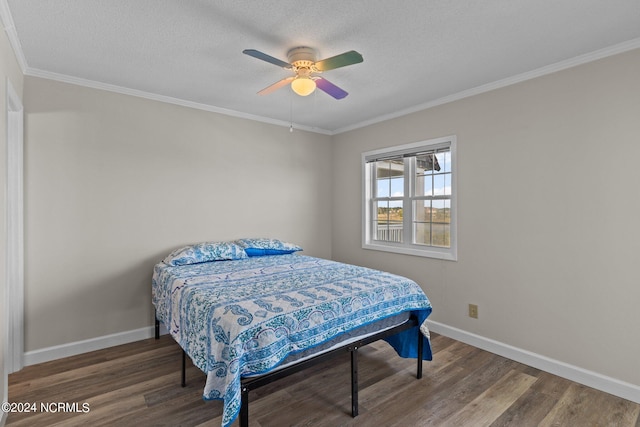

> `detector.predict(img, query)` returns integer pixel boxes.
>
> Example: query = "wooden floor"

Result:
[6,333,640,427]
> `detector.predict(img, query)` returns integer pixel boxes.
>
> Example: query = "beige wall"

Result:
[332,49,640,386]
[1,24,24,419]
[23,77,333,350]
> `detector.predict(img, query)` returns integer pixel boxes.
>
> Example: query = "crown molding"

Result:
[0,0,28,72]
[24,67,334,135]
[333,38,640,135]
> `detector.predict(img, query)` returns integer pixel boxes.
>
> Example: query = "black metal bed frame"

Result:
[155,313,424,427]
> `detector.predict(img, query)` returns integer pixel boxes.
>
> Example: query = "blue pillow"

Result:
[163,241,248,266]
[235,238,302,257]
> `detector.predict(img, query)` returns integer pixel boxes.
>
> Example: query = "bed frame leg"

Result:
[154,310,160,340]
[351,347,359,417]
[417,328,424,379]
[181,350,187,387]
[240,386,249,427]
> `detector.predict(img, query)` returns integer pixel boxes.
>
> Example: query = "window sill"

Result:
[362,242,457,261]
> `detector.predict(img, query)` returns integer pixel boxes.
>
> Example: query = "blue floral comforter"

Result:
[152,254,432,427]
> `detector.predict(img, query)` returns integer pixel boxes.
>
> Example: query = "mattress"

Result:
[152,253,432,427]
[243,311,411,377]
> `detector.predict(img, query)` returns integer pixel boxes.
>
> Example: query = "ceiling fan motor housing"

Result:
[287,46,317,70]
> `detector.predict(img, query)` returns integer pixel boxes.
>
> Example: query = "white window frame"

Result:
[362,136,457,261]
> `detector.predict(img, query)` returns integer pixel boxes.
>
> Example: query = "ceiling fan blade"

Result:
[315,77,348,99]
[243,49,291,68]
[257,76,295,95]
[315,50,363,71]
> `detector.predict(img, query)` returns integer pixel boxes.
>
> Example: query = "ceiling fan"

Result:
[243,47,363,99]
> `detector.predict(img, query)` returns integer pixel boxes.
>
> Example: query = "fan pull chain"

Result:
[289,95,294,132]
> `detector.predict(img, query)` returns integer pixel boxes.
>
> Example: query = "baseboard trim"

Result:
[426,320,640,404]
[21,321,640,404]
[23,325,167,367]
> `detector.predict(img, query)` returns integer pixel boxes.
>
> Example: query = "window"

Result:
[362,136,457,260]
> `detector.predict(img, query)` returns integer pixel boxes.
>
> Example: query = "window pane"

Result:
[375,159,403,198]
[375,201,403,242]
[433,174,446,196]
[416,153,439,174]
[376,178,390,198]
[431,223,450,247]
[413,200,431,246]
[413,199,430,222]
[415,174,432,197]
[431,200,451,224]
[376,200,389,222]
[390,176,404,197]
[413,199,451,248]
[414,222,431,245]
[444,173,451,196]
[437,150,451,173]
[375,162,389,197]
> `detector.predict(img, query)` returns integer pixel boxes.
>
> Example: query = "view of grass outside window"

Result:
[363,136,456,260]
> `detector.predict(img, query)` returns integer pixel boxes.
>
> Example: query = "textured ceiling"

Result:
[4,0,640,134]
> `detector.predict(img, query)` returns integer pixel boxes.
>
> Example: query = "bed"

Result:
[152,238,433,427]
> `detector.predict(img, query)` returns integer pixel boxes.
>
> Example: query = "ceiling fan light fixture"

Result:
[243,46,363,99]
[291,76,316,96]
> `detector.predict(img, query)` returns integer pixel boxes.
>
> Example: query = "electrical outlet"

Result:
[468,304,478,319]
